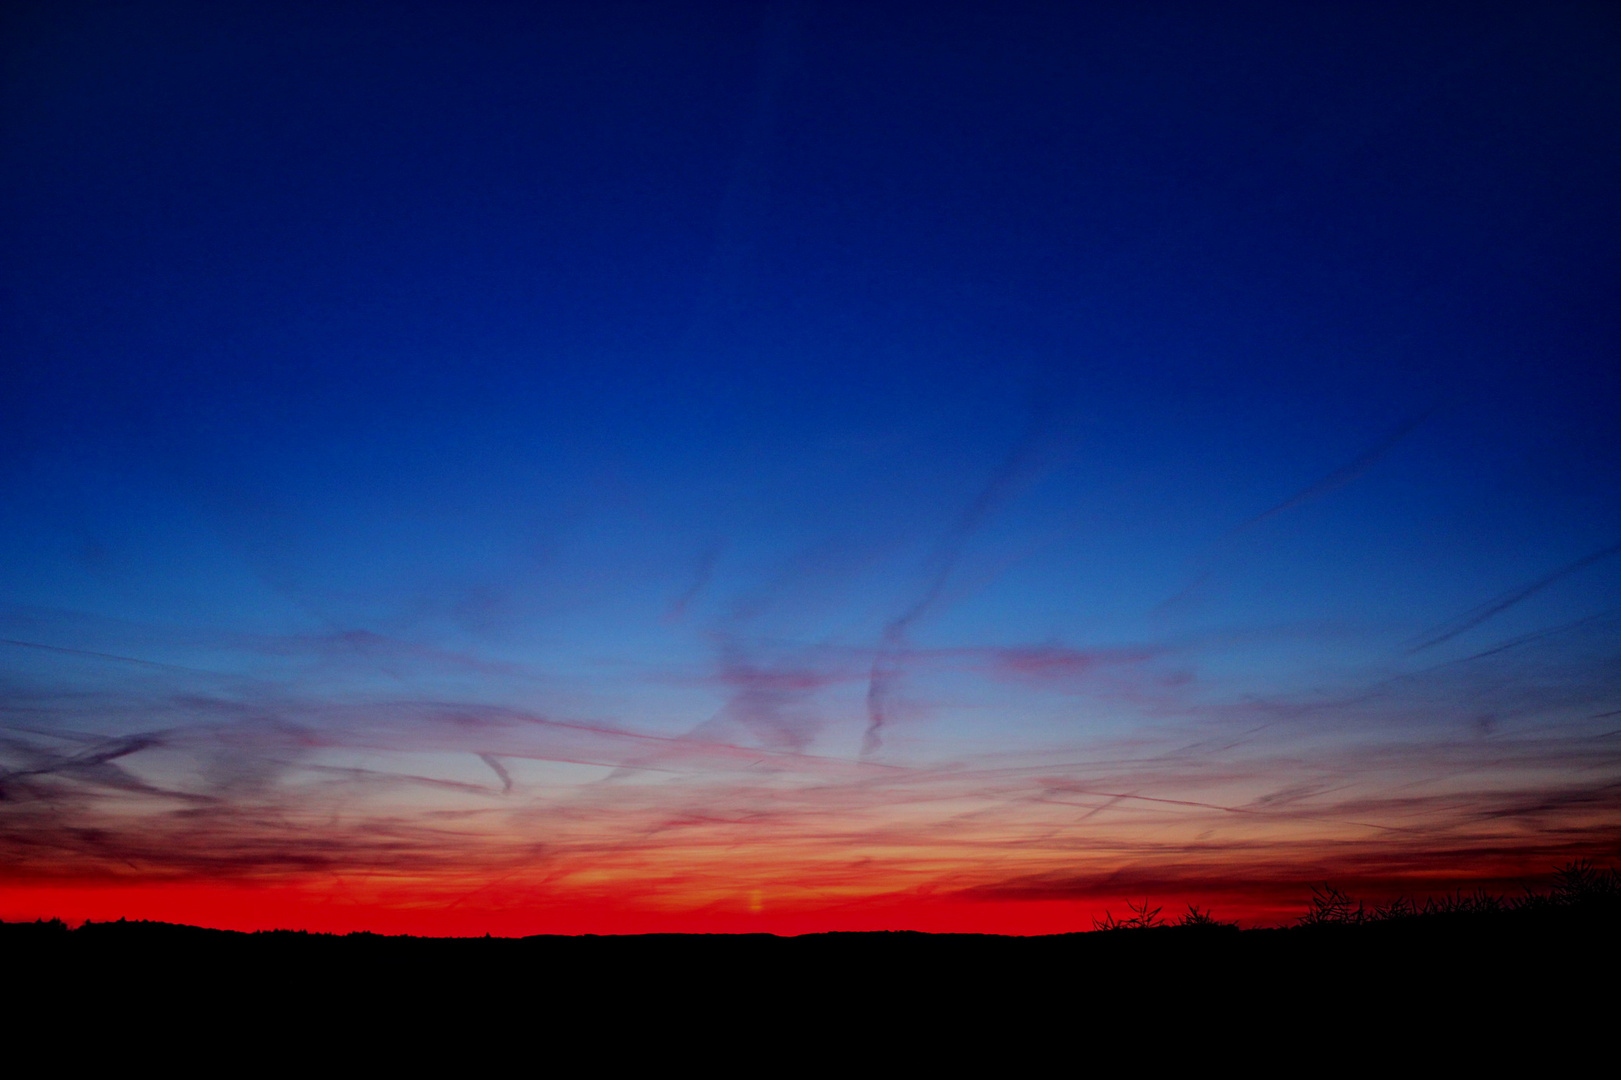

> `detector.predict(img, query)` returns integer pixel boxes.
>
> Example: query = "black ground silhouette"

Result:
[10,862,1616,1046]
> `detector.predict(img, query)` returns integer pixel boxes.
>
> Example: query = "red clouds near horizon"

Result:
[4,614,1617,935]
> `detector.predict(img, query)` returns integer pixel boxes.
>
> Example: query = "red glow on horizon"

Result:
[3,854,1592,938]
[0,880,1274,936]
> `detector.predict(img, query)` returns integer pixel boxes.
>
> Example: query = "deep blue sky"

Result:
[3,1,1619,930]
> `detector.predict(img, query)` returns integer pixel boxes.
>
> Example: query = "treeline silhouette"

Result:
[10,863,1616,1042]
[1089,858,1621,930]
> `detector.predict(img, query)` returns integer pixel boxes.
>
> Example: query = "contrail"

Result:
[478,753,513,793]
[1159,410,1431,612]
[1407,539,1621,653]
[0,637,202,672]
[863,420,1059,755]
[1227,410,1432,537]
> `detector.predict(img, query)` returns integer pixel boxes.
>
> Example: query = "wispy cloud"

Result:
[3,592,1616,927]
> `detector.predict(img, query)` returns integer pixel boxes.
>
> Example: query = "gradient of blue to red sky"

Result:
[2,1,1619,935]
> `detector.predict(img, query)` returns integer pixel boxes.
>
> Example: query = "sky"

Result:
[2,0,1619,934]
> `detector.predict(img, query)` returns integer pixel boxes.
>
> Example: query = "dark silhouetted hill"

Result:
[9,863,1616,1054]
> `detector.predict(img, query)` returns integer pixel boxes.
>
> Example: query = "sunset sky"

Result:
[3,1,1619,934]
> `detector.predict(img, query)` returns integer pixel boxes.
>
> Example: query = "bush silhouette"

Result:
[1548,859,1621,906]
[1093,898,1164,930]
[1176,904,1235,928]
[1289,861,1619,929]
[1298,883,1365,926]
[1373,896,1415,921]
[1419,889,1503,916]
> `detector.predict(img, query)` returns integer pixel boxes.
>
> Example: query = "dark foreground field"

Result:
[9,872,1618,1053]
